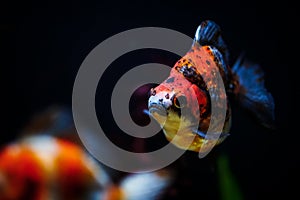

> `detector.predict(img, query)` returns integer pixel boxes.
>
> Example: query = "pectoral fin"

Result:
[193,129,230,142]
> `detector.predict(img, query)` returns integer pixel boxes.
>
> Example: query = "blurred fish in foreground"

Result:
[0,105,173,200]
[0,134,109,200]
[102,170,173,200]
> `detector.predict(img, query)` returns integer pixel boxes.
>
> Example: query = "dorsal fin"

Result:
[194,20,229,62]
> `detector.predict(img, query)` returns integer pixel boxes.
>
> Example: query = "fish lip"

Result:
[148,104,167,116]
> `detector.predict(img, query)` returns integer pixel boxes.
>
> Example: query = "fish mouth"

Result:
[148,104,167,125]
[149,104,167,115]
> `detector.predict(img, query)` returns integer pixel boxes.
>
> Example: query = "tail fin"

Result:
[102,169,174,200]
[231,55,275,129]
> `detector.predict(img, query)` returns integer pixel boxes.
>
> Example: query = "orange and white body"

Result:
[0,135,110,200]
[0,106,173,200]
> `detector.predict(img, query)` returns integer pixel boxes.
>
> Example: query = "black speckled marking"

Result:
[175,65,207,90]
[206,60,210,65]
[166,77,175,83]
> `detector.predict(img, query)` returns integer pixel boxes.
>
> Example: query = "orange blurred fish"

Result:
[0,135,110,200]
[0,106,173,200]
[147,20,275,153]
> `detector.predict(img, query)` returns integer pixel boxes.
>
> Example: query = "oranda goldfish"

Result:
[0,106,173,200]
[147,20,275,153]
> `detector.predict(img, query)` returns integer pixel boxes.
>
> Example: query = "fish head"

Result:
[149,70,209,119]
[148,84,174,126]
[148,76,209,142]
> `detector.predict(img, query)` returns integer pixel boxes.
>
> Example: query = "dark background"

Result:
[0,0,295,199]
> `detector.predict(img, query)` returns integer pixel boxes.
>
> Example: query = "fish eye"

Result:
[173,95,187,108]
[148,88,156,97]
